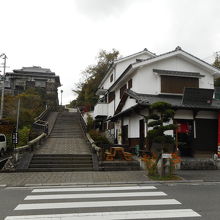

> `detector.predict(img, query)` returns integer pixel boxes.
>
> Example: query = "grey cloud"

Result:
[74,0,135,19]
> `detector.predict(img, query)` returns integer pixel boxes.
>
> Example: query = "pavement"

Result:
[0,171,150,187]
[176,169,220,182]
[0,169,219,187]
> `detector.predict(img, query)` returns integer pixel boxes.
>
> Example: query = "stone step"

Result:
[49,135,84,138]
[21,168,94,172]
[31,158,92,162]
[32,154,92,158]
[31,159,92,163]
[52,129,82,131]
[51,131,83,133]
[29,164,93,168]
[28,153,93,171]
[99,161,141,171]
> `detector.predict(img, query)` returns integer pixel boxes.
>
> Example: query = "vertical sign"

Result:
[12,132,18,144]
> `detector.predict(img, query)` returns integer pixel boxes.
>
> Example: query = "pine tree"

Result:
[145,102,176,177]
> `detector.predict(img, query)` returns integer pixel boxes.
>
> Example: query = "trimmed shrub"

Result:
[89,130,111,148]
[17,126,30,147]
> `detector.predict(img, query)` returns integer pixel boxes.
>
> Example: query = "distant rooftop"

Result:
[13,66,55,75]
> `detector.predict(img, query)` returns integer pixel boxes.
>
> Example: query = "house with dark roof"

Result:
[94,47,220,157]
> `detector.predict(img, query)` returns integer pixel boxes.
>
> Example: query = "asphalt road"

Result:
[0,182,220,220]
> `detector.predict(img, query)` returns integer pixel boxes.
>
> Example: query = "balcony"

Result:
[96,88,107,96]
[94,103,108,119]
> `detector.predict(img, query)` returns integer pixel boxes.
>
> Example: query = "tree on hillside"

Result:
[213,53,220,86]
[72,49,120,110]
[4,89,45,127]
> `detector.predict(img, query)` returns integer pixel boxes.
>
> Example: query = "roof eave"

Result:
[114,49,156,64]
[133,49,220,75]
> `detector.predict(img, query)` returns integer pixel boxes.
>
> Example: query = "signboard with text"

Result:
[12,132,18,144]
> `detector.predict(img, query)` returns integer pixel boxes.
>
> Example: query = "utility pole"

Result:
[0,53,7,120]
[16,98,21,132]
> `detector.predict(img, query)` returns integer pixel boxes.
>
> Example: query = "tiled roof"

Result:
[126,90,220,110]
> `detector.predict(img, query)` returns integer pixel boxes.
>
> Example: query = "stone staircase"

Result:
[49,112,85,138]
[28,154,93,172]
[25,111,94,172]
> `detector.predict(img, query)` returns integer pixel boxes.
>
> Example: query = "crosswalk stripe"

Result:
[15,199,181,210]
[32,185,157,193]
[5,209,201,219]
[25,191,167,200]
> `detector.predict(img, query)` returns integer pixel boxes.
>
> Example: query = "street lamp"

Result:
[60,89,63,106]
[0,53,7,120]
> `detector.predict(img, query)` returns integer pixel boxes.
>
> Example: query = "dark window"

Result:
[110,74,113,82]
[104,94,108,103]
[161,76,199,94]
[0,135,5,142]
[122,125,129,145]
[128,79,132,89]
[120,84,127,99]
[108,91,115,103]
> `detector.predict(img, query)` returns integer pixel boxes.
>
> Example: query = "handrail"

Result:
[86,133,101,154]
[14,133,47,152]
[34,106,49,121]
[32,106,53,136]
[28,133,47,146]
[77,107,100,170]
[77,107,87,133]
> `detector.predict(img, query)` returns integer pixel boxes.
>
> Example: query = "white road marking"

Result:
[5,209,201,219]
[32,185,157,193]
[15,199,181,210]
[25,191,167,200]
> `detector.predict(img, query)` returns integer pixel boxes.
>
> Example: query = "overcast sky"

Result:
[1,0,220,104]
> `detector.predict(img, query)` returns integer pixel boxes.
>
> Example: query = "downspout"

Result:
[113,66,116,139]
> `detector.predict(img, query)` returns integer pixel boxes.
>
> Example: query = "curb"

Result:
[1,179,202,187]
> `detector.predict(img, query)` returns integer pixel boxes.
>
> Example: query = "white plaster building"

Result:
[94,47,220,157]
